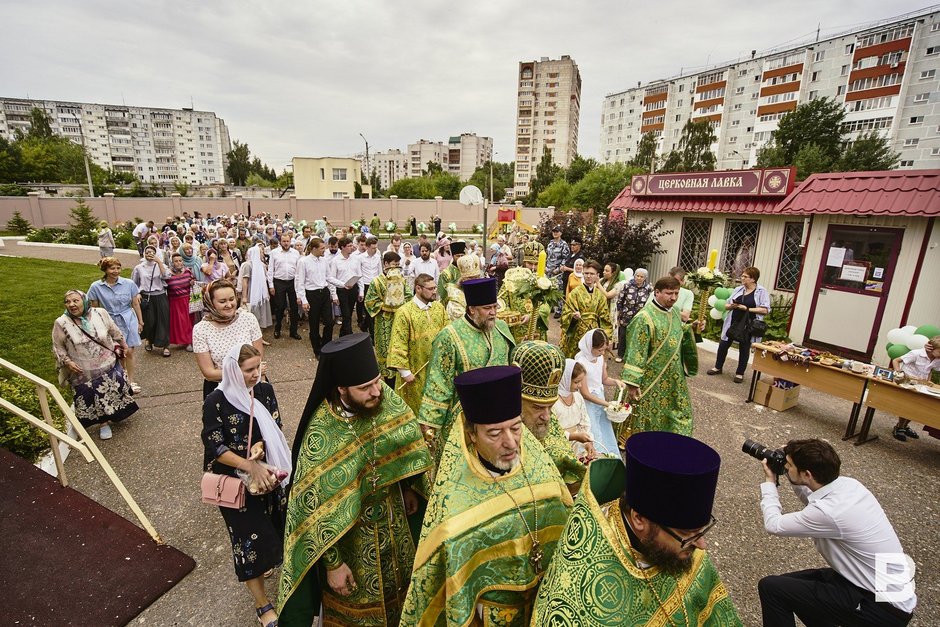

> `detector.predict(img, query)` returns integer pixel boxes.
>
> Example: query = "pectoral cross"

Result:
[369,470,380,491]
[529,540,543,573]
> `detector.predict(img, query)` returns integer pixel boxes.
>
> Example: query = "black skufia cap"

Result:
[455,366,522,424]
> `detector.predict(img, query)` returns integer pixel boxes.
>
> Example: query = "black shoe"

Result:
[273,330,281,339]
[893,427,908,442]
[553,312,561,319]
[290,333,302,340]
[902,426,920,439]
[706,368,722,376]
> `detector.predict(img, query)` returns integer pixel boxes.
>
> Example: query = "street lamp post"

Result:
[359,133,370,197]
[73,116,95,197]
[485,151,497,252]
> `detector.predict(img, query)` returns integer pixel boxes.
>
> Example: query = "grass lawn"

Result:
[0,257,129,384]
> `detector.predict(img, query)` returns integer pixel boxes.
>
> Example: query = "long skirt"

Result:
[249,298,273,329]
[72,363,139,428]
[168,294,194,345]
[218,485,287,581]
[586,397,619,456]
[140,292,170,347]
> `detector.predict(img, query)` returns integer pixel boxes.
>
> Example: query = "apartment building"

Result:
[292,157,362,199]
[0,98,231,184]
[447,133,494,181]
[513,56,582,198]
[600,7,940,170]
[369,149,409,190]
[406,140,448,177]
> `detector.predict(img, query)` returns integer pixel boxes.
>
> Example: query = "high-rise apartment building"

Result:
[407,140,448,177]
[0,97,231,184]
[447,133,494,181]
[600,7,940,171]
[513,56,582,198]
[371,149,409,190]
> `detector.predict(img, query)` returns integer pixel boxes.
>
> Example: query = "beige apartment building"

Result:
[600,7,940,171]
[0,97,230,184]
[370,149,409,190]
[292,157,364,199]
[407,140,448,177]
[447,133,494,180]
[513,56,582,198]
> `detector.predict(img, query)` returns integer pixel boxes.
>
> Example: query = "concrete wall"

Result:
[0,193,548,232]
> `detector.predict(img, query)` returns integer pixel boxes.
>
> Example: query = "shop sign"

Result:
[630,167,795,197]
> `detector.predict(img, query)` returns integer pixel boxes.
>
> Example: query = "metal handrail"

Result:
[0,357,163,544]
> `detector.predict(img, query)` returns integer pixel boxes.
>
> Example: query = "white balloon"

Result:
[707,295,717,307]
[905,334,929,350]
[709,308,723,320]
[886,328,908,344]
[902,325,918,335]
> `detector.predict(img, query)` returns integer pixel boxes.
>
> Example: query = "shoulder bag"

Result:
[71,316,125,360]
[200,398,254,509]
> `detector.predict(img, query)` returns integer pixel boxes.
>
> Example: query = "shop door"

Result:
[804,225,903,359]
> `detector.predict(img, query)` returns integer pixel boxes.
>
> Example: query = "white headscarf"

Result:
[558,359,578,398]
[218,344,291,487]
[572,258,585,281]
[576,328,602,363]
[246,244,268,309]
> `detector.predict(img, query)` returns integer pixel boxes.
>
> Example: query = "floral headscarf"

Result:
[201,279,239,325]
[63,289,92,332]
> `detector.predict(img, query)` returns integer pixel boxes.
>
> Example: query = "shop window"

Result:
[721,220,760,279]
[822,228,899,292]
[775,222,804,291]
[678,218,712,272]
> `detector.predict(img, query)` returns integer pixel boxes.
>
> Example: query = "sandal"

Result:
[162,348,171,357]
[706,368,722,375]
[144,343,153,352]
[733,374,744,383]
[256,602,278,627]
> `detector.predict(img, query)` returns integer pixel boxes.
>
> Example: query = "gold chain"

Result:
[337,403,380,494]
[491,459,543,573]
[626,544,690,627]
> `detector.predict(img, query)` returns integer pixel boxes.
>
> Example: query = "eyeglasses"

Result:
[660,516,718,549]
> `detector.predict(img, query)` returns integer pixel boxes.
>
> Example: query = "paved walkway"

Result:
[2,238,936,626]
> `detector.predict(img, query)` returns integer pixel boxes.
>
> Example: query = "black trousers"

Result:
[618,324,628,359]
[758,568,913,627]
[715,336,752,375]
[272,278,298,335]
[336,286,358,336]
[305,287,333,355]
[358,283,374,336]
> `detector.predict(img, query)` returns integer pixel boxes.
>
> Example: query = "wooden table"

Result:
[854,380,940,445]
[747,343,870,440]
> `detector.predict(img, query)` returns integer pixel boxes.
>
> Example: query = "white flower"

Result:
[536,276,552,290]
[702,271,713,280]
[697,267,710,275]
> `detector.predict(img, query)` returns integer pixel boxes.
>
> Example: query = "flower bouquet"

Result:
[684,266,728,293]
[502,267,564,340]
[473,223,484,234]
[384,221,397,233]
[447,222,458,233]
[417,221,429,233]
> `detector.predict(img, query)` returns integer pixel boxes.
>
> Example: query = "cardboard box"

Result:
[754,380,801,412]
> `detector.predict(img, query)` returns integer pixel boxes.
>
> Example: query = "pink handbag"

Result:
[201,395,254,509]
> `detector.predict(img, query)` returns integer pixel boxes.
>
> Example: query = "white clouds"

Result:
[0,0,926,169]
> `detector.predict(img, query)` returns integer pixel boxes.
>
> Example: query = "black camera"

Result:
[743,439,787,476]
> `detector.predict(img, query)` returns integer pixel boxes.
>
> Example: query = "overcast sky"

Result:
[1,0,930,171]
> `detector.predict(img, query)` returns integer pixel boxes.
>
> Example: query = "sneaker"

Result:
[99,424,113,440]
[185,344,193,352]
[130,382,142,395]
[892,427,908,442]
[902,426,920,440]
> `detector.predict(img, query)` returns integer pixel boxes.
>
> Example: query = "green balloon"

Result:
[915,325,940,339]
[714,300,726,312]
[886,343,894,351]
[887,344,911,360]
[714,287,732,300]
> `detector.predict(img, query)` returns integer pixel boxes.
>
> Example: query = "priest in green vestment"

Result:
[401,366,573,627]
[444,254,483,321]
[533,431,743,626]
[512,340,588,494]
[436,240,466,307]
[418,277,515,465]
[621,275,701,440]
[385,273,448,416]
[364,252,413,385]
[560,260,612,358]
[497,242,551,343]
[279,333,433,627]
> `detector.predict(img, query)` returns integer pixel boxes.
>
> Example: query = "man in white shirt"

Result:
[295,237,337,356]
[758,438,915,626]
[294,225,313,250]
[358,237,383,336]
[267,233,302,339]
[385,233,403,255]
[132,220,155,257]
[411,242,439,281]
[327,237,362,336]
[890,335,940,441]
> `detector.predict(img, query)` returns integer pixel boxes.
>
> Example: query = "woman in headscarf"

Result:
[163,236,182,266]
[52,290,138,440]
[179,241,204,282]
[614,267,651,362]
[433,237,452,272]
[201,343,288,627]
[574,328,624,456]
[215,238,240,279]
[201,249,228,281]
[166,252,196,352]
[552,359,594,457]
[239,243,273,336]
[87,257,143,394]
[193,279,265,398]
[565,258,585,297]
[601,262,626,356]
[132,244,171,357]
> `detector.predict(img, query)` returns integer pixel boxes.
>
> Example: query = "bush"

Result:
[764,293,793,342]
[25,227,66,243]
[65,198,99,246]
[0,376,68,462]
[114,229,135,250]
[6,209,32,234]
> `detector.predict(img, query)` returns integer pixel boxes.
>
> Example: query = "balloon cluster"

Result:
[707,287,735,321]
[886,324,940,360]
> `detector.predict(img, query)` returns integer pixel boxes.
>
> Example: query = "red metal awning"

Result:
[774,169,940,216]
[607,186,781,215]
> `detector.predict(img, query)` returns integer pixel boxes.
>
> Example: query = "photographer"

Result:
[756,438,916,626]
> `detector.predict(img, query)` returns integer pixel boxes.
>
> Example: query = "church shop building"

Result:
[608,168,940,362]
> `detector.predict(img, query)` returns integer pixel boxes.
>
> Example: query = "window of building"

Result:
[728,136,738,143]
[720,220,760,278]
[841,116,892,132]
[903,138,919,147]
[841,64,849,76]
[332,168,347,181]
[320,168,325,180]
[739,69,747,77]
[932,23,940,32]
[678,218,712,272]
[913,93,929,103]
[731,120,740,126]
[920,70,936,79]
[857,24,914,48]
[735,86,745,95]
[845,43,855,54]
[837,85,846,95]
[899,160,914,167]
[931,147,940,156]
[814,50,826,62]
[910,116,925,125]
[775,222,804,291]
[811,71,819,82]
[733,103,742,111]
[332,192,347,199]
[809,90,819,100]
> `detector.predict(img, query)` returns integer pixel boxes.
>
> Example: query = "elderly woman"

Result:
[201,343,288,627]
[132,245,171,357]
[179,242,204,283]
[216,238,240,278]
[166,252,196,351]
[202,249,228,282]
[708,266,770,383]
[87,257,143,394]
[163,236,182,265]
[97,221,115,258]
[614,267,651,361]
[52,290,139,439]
[601,263,626,353]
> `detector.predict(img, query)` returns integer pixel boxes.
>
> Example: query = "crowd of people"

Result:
[51,211,919,626]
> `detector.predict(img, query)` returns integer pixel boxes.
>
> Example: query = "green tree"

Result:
[570,163,641,213]
[630,132,659,171]
[226,140,251,186]
[793,143,831,180]
[425,161,444,176]
[430,172,461,200]
[354,181,364,198]
[0,136,23,183]
[772,97,844,168]
[26,108,54,140]
[529,149,563,199]
[467,160,514,202]
[387,177,436,199]
[677,120,717,171]
[535,178,573,209]
[6,209,31,234]
[584,215,673,272]
[246,173,274,188]
[276,169,295,190]
[837,131,900,172]
[173,182,190,197]
[756,140,788,168]
[565,155,598,184]
[659,150,683,172]
[65,198,99,245]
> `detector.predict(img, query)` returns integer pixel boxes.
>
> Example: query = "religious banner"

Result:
[630,167,794,197]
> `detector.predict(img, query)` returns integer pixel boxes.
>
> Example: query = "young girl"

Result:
[575,329,625,455]
[553,359,594,457]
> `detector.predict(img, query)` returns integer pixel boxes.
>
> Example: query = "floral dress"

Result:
[201,382,286,582]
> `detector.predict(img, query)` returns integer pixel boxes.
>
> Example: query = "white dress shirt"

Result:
[266,246,300,287]
[295,254,336,303]
[358,251,382,293]
[411,257,440,281]
[329,253,362,291]
[761,476,916,612]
